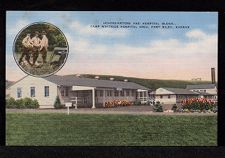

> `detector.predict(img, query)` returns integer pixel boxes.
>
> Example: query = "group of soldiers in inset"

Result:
[19,31,48,67]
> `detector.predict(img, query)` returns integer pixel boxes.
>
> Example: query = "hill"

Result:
[66,74,212,90]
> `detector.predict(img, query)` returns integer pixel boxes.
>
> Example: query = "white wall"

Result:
[190,87,217,95]
[7,76,58,108]
[206,87,217,94]
[155,95,176,104]
[155,88,176,104]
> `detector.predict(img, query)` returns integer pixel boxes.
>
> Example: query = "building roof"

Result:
[6,80,14,88]
[163,88,198,95]
[186,84,216,90]
[195,92,215,96]
[44,75,149,90]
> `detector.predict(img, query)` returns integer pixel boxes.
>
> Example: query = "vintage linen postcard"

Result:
[6,11,217,146]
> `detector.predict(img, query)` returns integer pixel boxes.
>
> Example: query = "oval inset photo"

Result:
[13,22,69,77]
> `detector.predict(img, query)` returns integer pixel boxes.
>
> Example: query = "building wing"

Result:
[163,88,198,95]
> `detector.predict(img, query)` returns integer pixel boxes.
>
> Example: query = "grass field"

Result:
[6,113,217,146]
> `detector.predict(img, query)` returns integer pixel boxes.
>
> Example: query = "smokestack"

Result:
[211,68,215,84]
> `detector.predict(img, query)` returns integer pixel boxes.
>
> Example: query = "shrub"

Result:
[23,97,34,108]
[133,99,141,106]
[6,97,16,109]
[105,100,132,108]
[181,98,216,112]
[147,100,155,106]
[15,99,25,109]
[23,97,40,109]
[171,104,178,112]
[54,96,64,109]
[6,97,39,109]
[32,99,40,109]
[153,101,163,112]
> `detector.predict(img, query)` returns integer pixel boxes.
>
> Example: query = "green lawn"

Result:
[6,113,217,146]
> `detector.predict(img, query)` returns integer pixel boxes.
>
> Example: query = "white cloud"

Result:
[185,29,208,39]
[69,21,129,37]
[65,33,108,55]
[6,28,217,81]
[65,29,217,60]
[60,28,217,80]
[112,29,217,57]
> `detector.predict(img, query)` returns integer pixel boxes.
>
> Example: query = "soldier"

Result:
[39,31,48,63]
[30,31,41,66]
[19,33,33,66]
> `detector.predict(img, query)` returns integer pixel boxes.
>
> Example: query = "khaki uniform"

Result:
[40,35,48,63]
[31,36,41,65]
[19,35,33,65]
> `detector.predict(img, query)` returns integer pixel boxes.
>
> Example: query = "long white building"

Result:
[7,75,149,108]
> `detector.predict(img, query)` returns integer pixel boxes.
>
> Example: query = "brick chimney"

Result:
[211,68,215,84]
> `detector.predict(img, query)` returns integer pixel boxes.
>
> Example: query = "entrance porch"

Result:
[58,85,145,108]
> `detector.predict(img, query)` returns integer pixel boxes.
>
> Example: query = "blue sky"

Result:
[6,11,218,81]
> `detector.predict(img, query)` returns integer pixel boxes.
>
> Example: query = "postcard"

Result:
[5,11,218,146]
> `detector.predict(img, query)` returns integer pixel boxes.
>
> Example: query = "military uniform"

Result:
[39,33,48,63]
[19,34,33,65]
[31,33,41,65]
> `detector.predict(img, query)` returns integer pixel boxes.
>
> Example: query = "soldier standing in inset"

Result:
[30,31,41,66]
[39,31,48,63]
[19,33,33,66]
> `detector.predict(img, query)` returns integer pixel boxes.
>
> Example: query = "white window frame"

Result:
[44,86,49,97]
[30,87,35,97]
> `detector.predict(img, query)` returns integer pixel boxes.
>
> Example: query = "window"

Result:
[160,95,163,99]
[126,90,130,96]
[143,92,146,97]
[17,88,22,98]
[132,90,136,96]
[120,90,124,96]
[168,95,171,99]
[65,87,69,96]
[44,86,49,97]
[30,87,35,97]
[95,90,100,97]
[61,89,64,96]
[107,90,112,96]
[100,90,103,97]
[114,91,119,97]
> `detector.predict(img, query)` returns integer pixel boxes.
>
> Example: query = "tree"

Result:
[171,104,178,112]
[54,96,64,109]
[153,101,163,112]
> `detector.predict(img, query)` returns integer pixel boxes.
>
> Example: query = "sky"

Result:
[6,11,218,81]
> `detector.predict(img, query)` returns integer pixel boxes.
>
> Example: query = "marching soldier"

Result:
[30,31,41,66]
[39,31,48,63]
[19,33,33,66]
